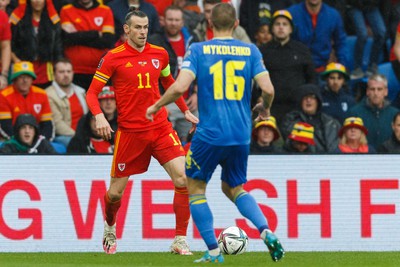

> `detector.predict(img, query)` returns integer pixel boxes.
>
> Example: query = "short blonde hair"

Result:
[340,130,368,145]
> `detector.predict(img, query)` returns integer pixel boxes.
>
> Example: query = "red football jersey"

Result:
[87,42,187,131]
[0,85,53,124]
[60,4,115,74]
[0,10,11,41]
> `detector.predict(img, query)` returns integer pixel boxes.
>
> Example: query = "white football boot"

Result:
[170,235,193,255]
[103,221,117,254]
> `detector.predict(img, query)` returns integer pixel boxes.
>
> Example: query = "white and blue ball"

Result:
[217,226,248,255]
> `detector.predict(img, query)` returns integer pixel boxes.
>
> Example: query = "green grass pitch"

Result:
[0,252,399,267]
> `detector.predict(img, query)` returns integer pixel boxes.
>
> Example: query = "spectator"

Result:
[378,111,400,153]
[0,0,12,14]
[46,58,88,148]
[173,0,203,32]
[0,113,56,154]
[258,10,315,123]
[282,121,316,153]
[349,74,399,149]
[281,83,341,152]
[0,9,11,89]
[389,19,400,81]
[98,85,117,142]
[67,111,113,153]
[334,116,376,153]
[60,0,115,89]
[254,18,272,47]
[320,62,356,123]
[347,0,387,79]
[148,5,198,142]
[288,0,348,73]
[193,0,251,43]
[250,116,282,154]
[9,0,63,89]
[108,0,160,45]
[239,0,295,43]
[0,61,53,140]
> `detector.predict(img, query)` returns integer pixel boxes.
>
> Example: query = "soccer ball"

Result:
[218,226,248,255]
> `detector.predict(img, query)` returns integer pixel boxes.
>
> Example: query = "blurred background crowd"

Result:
[1,0,400,155]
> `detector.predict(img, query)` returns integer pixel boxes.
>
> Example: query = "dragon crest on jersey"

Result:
[94,17,103,26]
[151,59,159,69]
[33,104,42,114]
[118,163,126,171]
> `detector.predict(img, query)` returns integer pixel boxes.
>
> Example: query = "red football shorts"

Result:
[110,124,185,178]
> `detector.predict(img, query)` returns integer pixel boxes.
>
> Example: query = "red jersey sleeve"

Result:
[86,55,114,115]
[0,90,12,120]
[0,11,11,41]
[39,91,53,122]
[101,6,115,34]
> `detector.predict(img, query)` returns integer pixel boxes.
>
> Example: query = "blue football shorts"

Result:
[185,135,249,187]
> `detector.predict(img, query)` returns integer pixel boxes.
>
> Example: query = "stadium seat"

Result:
[51,142,67,154]
[345,36,391,72]
[377,62,400,101]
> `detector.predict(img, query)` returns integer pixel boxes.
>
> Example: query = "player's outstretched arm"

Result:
[146,70,198,121]
[253,73,275,122]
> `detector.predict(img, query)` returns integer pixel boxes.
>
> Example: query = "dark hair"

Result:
[53,58,72,72]
[393,111,400,123]
[125,8,148,25]
[211,3,236,30]
[204,0,222,4]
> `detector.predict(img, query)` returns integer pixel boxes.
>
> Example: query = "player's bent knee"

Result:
[107,190,124,201]
[172,174,187,188]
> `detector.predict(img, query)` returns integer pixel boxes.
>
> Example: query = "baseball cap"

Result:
[338,117,368,137]
[271,10,293,28]
[252,116,280,141]
[321,62,350,80]
[10,61,37,81]
[98,86,115,100]
[288,122,315,145]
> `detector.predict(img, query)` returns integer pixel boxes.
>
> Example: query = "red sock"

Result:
[173,186,190,236]
[104,192,121,226]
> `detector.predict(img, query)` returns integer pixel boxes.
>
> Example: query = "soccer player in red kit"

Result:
[86,9,198,255]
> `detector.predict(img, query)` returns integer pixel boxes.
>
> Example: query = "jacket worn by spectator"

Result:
[349,98,399,149]
[280,84,341,153]
[258,39,316,122]
[250,141,283,154]
[0,114,56,154]
[378,133,400,153]
[10,0,63,85]
[10,1,63,62]
[288,2,348,69]
[46,81,88,136]
[321,84,356,124]
[67,112,113,154]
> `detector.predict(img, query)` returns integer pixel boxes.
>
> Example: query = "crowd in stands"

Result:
[1,0,400,155]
